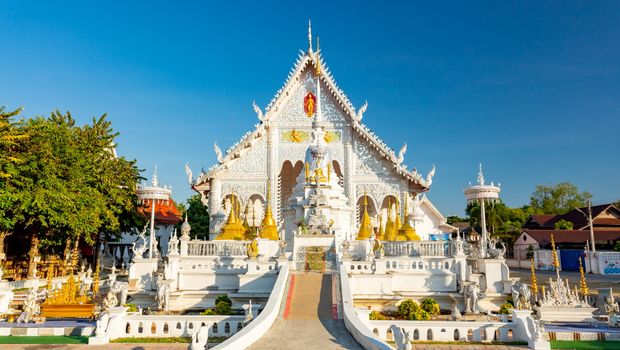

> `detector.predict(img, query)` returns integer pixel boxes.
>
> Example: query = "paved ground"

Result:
[511,268,620,296]
[248,271,363,350]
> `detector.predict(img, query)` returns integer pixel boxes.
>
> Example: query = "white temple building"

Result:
[187,27,455,258]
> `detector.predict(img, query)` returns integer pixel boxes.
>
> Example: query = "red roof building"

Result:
[138,198,182,226]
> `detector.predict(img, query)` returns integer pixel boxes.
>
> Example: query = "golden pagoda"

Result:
[397,194,421,241]
[550,233,560,272]
[384,200,397,241]
[216,195,246,240]
[260,186,279,240]
[356,194,373,240]
[242,202,255,240]
[394,199,402,238]
[376,213,385,240]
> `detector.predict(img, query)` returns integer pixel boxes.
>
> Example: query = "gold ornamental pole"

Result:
[578,256,589,298]
[530,258,538,300]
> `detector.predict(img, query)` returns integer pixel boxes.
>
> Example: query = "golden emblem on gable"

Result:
[281,129,309,143]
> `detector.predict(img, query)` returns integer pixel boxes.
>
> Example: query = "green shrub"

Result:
[214,301,233,315]
[215,295,231,306]
[397,299,420,320]
[200,309,216,315]
[420,298,440,316]
[414,309,431,320]
[498,302,514,314]
[369,311,389,320]
[124,303,138,312]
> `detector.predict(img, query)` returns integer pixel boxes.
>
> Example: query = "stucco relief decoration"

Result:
[354,141,389,175]
[281,129,310,143]
[225,141,267,174]
[355,183,399,207]
[279,145,308,164]
[281,74,316,123]
[221,183,266,204]
[319,89,346,123]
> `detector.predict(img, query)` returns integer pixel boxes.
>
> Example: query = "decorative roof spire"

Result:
[376,213,384,240]
[151,165,159,187]
[477,163,485,185]
[308,19,313,53]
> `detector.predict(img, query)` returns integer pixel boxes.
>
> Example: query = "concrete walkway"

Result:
[248,271,362,350]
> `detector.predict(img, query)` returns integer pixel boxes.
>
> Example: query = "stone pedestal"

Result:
[128,258,158,291]
[478,258,508,293]
[538,305,596,322]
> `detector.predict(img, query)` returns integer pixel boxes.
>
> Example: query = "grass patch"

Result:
[0,335,88,344]
[387,340,528,346]
[551,340,620,349]
[111,337,191,343]
[110,336,228,344]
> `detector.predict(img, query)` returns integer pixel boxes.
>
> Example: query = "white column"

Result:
[267,125,278,223]
[480,199,487,258]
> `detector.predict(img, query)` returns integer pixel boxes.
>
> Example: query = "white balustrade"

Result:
[383,241,451,257]
[186,241,249,257]
[367,319,517,343]
[118,314,245,339]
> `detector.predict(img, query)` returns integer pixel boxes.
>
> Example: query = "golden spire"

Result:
[46,263,54,292]
[327,162,331,183]
[530,258,538,299]
[376,213,384,240]
[314,37,322,76]
[550,233,560,271]
[398,194,420,241]
[216,195,246,240]
[384,199,397,241]
[243,202,254,240]
[92,259,100,297]
[356,193,373,240]
[260,184,279,240]
[579,256,589,297]
[394,199,402,239]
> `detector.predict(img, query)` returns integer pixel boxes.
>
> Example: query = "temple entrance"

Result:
[295,246,337,272]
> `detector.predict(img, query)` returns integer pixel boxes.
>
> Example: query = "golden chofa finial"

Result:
[530,258,538,300]
[357,193,373,240]
[579,256,589,297]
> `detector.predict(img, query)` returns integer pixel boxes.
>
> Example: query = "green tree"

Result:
[1,110,141,259]
[176,194,210,239]
[554,219,574,230]
[446,215,468,225]
[530,182,592,215]
[0,106,27,179]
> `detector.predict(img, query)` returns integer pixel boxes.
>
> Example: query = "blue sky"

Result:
[1,1,619,216]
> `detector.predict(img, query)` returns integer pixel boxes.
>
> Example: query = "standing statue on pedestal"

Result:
[463,283,481,314]
[131,222,149,261]
[110,281,129,306]
[156,280,170,311]
[17,288,40,323]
